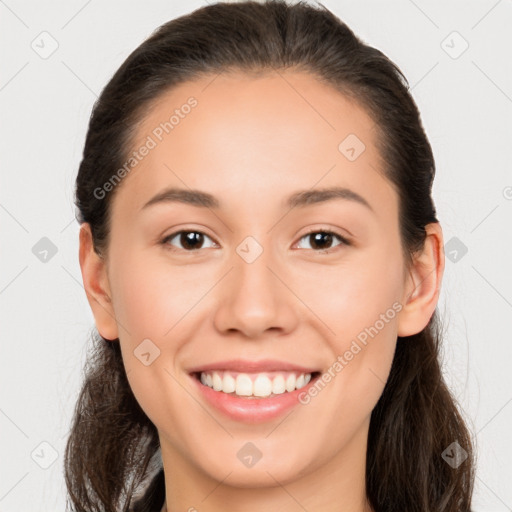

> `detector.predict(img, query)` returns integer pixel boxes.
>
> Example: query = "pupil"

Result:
[311,232,332,250]
[182,232,203,250]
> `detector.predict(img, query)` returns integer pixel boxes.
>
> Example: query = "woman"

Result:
[65,1,475,511]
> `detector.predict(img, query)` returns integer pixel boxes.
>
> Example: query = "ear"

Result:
[397,222,445,337]
[78,223,119,341]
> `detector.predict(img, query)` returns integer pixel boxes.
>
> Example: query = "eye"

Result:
[160,228,351,253]
[295,229,351,253]
[161,230,217,252]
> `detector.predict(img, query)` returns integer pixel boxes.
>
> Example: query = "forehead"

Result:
[111,70,396,221]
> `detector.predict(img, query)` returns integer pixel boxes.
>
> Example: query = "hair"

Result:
[66,1,476,511]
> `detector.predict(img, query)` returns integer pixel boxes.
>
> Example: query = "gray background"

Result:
[1,0,511,510]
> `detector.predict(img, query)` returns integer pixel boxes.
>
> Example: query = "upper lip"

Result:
[187,359,320,374]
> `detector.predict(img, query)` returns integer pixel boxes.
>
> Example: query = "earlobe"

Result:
[78,223,119,341]
[397,222,445,337]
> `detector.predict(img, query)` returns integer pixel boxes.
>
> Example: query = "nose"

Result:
[213,240,299,340]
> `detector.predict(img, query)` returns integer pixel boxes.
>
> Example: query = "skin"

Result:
[79,70,444,512]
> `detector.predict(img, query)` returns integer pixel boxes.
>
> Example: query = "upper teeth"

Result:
[200,371,312,397]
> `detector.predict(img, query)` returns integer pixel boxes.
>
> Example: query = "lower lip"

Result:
[189,372,320,424]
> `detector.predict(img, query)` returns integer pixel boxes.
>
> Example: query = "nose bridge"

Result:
[233,233,279,306]
[236,234,274,289]
[213,233,298,337]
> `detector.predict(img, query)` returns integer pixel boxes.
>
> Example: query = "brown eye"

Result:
[162,230,216,251]
[296,230,350,252]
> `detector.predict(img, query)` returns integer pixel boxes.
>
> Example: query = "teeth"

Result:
[212,372,223,391]
[253,374,273,397]
[223,373,236,393]
[285,374,296,392]
[198,371,313,397]
[272,374,286,394]
[236,374,253,396]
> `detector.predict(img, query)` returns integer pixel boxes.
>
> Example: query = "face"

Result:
[86,70,427,489]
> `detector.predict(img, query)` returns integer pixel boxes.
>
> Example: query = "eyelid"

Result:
[297,226,351,243]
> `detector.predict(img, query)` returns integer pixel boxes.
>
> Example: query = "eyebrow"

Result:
[141,186,374,213]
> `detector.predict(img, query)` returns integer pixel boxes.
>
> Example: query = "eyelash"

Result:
[160,228,351,254]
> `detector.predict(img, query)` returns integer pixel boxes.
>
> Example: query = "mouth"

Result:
[190,370,322,399]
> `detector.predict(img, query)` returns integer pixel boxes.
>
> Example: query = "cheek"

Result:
[296,242,403,409]
[109,255,205,432]
[109,251,207,343]
[296,242,404,340]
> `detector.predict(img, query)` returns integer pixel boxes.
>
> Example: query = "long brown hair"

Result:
[66,1,476,510]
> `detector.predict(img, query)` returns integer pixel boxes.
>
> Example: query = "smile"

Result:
[189,369,323,423]
[193,370,321,398]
